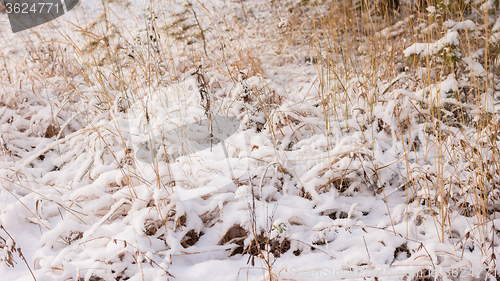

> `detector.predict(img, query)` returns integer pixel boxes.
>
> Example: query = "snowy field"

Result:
[1,0,500,280]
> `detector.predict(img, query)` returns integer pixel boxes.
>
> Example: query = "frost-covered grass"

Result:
[1,0,500,280]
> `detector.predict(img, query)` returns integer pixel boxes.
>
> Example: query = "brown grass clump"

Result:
[231,49,263,80]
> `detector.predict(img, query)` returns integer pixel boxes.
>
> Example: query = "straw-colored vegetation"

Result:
[1,0,500,280]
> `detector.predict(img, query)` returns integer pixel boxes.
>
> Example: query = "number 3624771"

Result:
[5,3,60,14]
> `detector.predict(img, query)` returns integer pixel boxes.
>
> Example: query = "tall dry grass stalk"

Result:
[2,0,500,280]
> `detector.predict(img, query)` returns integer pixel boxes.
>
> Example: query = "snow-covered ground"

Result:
[1,0,500,280]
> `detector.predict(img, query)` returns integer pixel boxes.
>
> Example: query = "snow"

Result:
[463,57,487,77]
[493,16,500,32]
[403,31,460,58]
[444,20,476,31]
[1,0,500,281]
[426,6,437,14]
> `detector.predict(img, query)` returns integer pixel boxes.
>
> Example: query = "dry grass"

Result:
[2,0,500,280]
[310,0,500,279]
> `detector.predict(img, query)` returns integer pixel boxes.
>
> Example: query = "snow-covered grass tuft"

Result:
[1,0,500,280]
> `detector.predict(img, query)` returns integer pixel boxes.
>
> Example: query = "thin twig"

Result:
[186,1,208,56]
[1,225,37,281]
